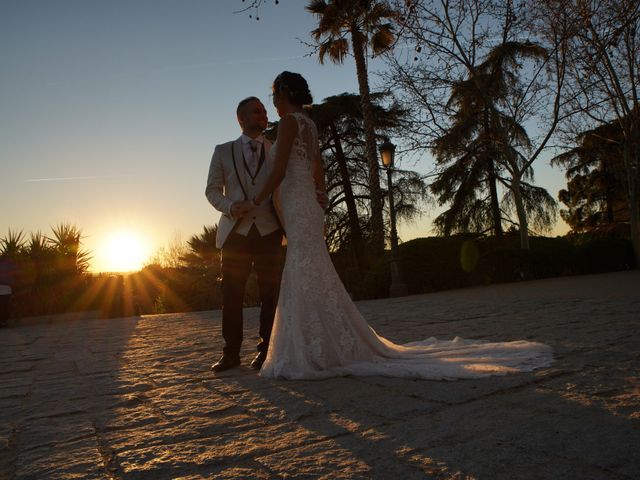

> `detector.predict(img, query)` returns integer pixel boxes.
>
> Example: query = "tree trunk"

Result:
[487,158,503,237]
[494,115,531,249]
[623,136,640,268]
[330,121,369,276]
[511,174,530,250]
[351,30,385,256]
[484,111,503,237]
[629,179,640,268]
[601,159,616,224]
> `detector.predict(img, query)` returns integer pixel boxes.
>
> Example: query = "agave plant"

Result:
[47,223,92,275]
[24,231,55,280]
[0,229,26,257]
[27,231,49,256]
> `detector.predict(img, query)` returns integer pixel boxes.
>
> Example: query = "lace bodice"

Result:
[271,113,323,231]
[271,113,324,247]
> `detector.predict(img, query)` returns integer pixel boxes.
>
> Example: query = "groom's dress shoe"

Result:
[211,355,240,372]
[250,351,267,370]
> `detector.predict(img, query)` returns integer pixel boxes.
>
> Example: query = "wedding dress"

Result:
[260,112,552,380]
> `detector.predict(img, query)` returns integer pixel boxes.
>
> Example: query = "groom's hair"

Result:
[237,96,260,115]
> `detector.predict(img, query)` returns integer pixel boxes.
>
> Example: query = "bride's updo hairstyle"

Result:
[273,71,313,106]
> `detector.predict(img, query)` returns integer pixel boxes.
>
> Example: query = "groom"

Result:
[206,96,285,372]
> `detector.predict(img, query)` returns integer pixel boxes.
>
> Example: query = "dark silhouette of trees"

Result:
[310,94,370,274]
[385,0,566,245]
[0,224,93,317]
[431,40,557,237]
[553,120,631,233]
[307,0,398,256]
[309,93,428,281]
[549,0,640,265]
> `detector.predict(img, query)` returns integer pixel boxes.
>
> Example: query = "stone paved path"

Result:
[0,271,639,479]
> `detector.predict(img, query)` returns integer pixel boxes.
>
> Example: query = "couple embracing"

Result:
[206,71,553,381]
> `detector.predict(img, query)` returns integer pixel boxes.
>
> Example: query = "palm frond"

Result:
[318,37,350,64]
[370,23,395,54]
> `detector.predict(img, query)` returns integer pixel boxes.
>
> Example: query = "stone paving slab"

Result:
[0,271,638,479]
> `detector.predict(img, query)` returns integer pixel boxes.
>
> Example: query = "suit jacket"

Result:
[205,136,284,249]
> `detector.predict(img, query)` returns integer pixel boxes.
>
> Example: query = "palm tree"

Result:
[431,86,509,236]
[182,225,220,267]
[432,40,555,243]
[180,225,223,310]
[310,94,369,274]
[306,0,396,255]
[477,41,550,248]
[310,93,412,272]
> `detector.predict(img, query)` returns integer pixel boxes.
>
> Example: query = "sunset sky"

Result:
[0,0,569,273]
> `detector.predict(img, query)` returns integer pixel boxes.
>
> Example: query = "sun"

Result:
[101,231,149,273]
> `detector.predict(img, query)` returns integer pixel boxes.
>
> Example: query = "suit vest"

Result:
[232,142,281,237]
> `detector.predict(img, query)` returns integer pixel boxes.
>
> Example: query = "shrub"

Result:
[360,254,391,299]
[397,234,478,293]
[374,233,626,295]
[572,236,635,273]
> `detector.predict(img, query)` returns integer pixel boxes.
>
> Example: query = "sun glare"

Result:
[101,231,148,273]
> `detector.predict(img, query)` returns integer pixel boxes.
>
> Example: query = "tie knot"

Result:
[250,140,260,154]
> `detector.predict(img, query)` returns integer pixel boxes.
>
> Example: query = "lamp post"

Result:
[379,140,408,297]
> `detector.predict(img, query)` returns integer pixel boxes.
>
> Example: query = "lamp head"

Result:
[379,140,396,168]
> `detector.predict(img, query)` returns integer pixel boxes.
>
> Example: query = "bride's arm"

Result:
[313,142,328,209]
[252,114,298,206]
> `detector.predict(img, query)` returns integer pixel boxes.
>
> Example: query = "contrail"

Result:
[24,175,130,183]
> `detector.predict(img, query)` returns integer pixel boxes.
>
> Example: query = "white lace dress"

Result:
[260,112,553,380]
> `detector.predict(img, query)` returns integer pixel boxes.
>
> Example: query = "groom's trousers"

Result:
[220,225,284,357]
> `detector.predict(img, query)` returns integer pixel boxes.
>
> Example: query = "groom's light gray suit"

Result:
[206,135,284,358]
[206,136,283,248]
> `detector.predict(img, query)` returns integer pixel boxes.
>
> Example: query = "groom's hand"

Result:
[231,201,254,218]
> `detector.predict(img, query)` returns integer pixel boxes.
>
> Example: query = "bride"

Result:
[242,71,552,380]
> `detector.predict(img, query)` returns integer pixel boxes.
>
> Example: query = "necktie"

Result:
[249,140,260,175]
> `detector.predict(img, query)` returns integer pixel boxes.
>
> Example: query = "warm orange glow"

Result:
[99,231,149,273]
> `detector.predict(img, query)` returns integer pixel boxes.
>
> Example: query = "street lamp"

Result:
[379,140,408,297]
